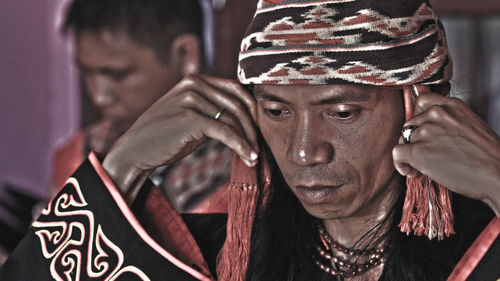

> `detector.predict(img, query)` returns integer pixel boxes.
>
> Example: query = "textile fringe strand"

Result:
[216,181,259,281]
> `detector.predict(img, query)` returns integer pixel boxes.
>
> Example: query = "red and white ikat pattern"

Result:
[240,43,449,86]
[238,1,452,86]
[258,0,356,10]
[33,178,150,281]
[155,139,231,212]
[242,4,435,50]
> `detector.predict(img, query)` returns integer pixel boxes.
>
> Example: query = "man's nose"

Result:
[286,114,334,167]
[86,76,114,108]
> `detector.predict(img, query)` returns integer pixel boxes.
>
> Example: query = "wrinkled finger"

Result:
[197,74,257,121]
[200,115,258,167]
[181,75,259,153]
[403,123,446,144]
[177,89,219,114]
[392,144,420,178]
[178,90,247,138]
[406,102,460,129]
[413,92,449,116]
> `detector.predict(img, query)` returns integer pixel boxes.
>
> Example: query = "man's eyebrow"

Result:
[75,59,133,74]
[311,91,370,105]
[254,90,371,105]
[254,92,290,104]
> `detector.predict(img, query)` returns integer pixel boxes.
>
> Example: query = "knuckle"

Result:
[415,95,429,108]
[180,74,200,87]
[216,122,231,136]
[418,125,431,137]
[392,145,406,161]
[428,105,446,119]
[234,141,245,153]
[447,97,465,108]
[185,73,200,82]
[392,147,401,160]
[181,91,199,105]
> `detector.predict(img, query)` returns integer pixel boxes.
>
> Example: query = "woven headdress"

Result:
[238,0,452,85]
[219,1,454,280]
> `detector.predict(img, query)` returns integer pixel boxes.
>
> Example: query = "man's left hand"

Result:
[393,92,500,216]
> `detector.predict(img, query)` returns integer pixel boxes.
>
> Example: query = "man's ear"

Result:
[169,34,201,76]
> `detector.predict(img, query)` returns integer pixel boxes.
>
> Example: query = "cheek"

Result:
[119,77,165,110]
[351,114,403,185]
[260,123,287,148]
[258,118,290,162]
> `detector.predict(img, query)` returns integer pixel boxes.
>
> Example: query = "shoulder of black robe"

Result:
[449,217,500,281]
[1,154,213,281]
[181,213,227,278]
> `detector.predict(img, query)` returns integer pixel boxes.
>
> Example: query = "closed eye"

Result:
[325,108,360,121]
[268,109,285,117]
[330,111,352,119]
[263,107,292,120]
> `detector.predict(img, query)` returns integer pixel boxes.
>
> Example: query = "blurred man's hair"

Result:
[63,0,203,64]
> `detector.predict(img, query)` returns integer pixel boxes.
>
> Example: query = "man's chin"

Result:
[296,194,359,221]
[301,204,347,221]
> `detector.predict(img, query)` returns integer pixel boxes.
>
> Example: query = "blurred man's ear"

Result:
[170,34,201,76]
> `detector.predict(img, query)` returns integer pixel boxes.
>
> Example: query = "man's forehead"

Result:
[253,84,380,103]
[75,30,149,70]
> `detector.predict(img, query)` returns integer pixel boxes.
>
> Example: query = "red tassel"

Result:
[399,176,454,240]
[216,180,259,281]
[399,85,455,240]
[216,152,271,281]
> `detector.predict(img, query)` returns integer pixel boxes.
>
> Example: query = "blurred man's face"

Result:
[254,84,405,220]
[76,31,182,130]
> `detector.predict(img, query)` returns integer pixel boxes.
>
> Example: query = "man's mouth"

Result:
[294,184,344,204]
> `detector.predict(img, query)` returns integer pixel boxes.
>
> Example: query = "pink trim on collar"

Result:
[447,217,500,281]
[88,152,212,281]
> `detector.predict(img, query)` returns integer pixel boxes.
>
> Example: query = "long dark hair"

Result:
[245,149,493,281]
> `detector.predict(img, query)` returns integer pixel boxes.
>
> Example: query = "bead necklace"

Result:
[314,223,386,278]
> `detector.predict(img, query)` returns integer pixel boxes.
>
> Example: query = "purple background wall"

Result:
[0,0,78,227]
[0,0,50,199]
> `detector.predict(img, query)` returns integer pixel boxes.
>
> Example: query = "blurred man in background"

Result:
[0,0,233,265]
[53,0,230,212]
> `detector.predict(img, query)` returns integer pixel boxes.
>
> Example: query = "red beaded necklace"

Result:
[314,223,386,278]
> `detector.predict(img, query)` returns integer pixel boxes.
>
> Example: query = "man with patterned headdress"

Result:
[2,0,499,280]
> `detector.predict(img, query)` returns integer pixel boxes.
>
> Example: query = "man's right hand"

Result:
[102,74,259,205]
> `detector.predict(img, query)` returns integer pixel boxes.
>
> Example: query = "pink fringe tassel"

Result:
[399,85,455,240]
[216,181,259,281]
[399,174,455,240]
[216,152,271,280]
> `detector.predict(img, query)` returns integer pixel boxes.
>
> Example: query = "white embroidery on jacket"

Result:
[33,177,151,281]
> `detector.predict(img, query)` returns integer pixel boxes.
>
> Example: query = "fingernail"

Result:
[243,158,253,167]
[401,167,410,176]
[250,151,258,161]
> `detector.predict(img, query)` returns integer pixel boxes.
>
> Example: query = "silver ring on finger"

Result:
[214,108,225,120]
[402,125,417,144]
